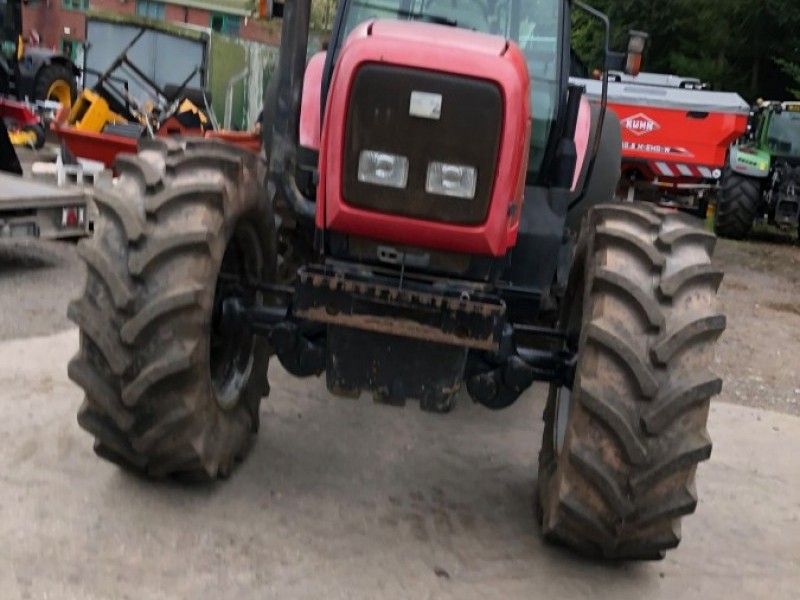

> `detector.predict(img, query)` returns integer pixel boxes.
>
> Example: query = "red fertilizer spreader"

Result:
[574,72,750,215]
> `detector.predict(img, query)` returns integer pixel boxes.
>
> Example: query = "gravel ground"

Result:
[714,232,800,416]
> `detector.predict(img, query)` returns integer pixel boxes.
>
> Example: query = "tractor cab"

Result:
[762,103,800,161]
[324,0,563,181]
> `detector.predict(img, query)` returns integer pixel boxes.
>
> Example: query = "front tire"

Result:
[714,170,761,239]
[537,203,726,559]
[68,139,276,479]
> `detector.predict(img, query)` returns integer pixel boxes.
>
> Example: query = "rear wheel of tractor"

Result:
[537,203,726,559]
[34,64,77,110]
[714,170,760,239]
[68,138,276,480]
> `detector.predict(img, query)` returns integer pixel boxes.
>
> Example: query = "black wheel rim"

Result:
[210,222,262,410]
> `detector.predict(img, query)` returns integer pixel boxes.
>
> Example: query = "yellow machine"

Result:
[7,125,41,147]
[66,89,127,133]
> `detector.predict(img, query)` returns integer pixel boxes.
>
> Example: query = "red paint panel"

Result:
[369,19,508,57]
[52,126,137,168]
[317,20,531,257]
[612,101,748,174]
[571,96,591,191]
[298,51,326,151]
[0,98,40,127]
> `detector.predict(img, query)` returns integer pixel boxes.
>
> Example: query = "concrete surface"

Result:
[0,330,798,599]
[0,240,80,341]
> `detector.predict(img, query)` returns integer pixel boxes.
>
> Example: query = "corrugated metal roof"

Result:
[167,0,257,17]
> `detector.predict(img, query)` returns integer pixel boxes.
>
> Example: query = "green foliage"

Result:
[775,58,800,99]
[571,0,800,101]
[311,0,337,30]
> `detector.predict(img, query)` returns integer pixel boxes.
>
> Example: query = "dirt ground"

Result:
[713,232,800,415]
[0,233,798,598]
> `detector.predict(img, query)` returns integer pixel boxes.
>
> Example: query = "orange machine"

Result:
[576,72,750,214]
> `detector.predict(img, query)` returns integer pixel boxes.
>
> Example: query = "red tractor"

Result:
[68,0,726,560]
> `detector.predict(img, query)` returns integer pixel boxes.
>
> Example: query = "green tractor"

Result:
[716,101,800,240]
[1,0,79,108]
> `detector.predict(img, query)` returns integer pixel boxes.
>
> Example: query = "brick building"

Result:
[22,0,278,61]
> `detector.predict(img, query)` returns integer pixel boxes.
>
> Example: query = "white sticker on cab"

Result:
[409,91,443,120]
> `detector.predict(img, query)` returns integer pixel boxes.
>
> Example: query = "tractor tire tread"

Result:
[76,241,135,311]
[93,187,145,242]
[69,140,272,480]
[121,285,204,345]
[538,201,725,560]
[715,171,761,239]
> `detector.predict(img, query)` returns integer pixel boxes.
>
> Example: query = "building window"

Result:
[62,0,89,11]
[210,13,241,36]
[136,0,165,19]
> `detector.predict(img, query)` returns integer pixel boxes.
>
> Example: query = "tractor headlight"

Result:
[425,162,477,199]
[358,150,409,189]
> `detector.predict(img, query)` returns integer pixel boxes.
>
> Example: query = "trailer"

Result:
[0,171,89,239]
[573,72,750,215]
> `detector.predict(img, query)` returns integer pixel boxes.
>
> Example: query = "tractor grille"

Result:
[342,64,503,225]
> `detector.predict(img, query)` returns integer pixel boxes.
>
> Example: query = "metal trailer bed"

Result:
[0,172,90,239]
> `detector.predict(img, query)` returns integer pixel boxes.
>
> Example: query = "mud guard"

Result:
[565,104,622,233]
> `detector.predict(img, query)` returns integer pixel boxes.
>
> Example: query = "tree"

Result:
[776,59,800,99]
[571,0,800,101]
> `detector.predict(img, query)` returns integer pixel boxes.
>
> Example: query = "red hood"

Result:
[316,18,531,257]
[368,19,508,57]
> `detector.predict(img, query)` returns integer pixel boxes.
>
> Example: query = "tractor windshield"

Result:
[336,0,563,180]
[766,111,800,159]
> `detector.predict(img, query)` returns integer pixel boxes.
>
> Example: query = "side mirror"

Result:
[624,30,648,76]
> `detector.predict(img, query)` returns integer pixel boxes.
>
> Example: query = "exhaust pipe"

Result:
[264,0,316,220]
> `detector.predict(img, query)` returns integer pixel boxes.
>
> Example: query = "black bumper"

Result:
[292,264,506,351]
